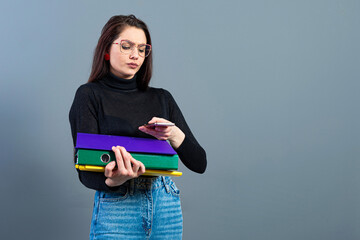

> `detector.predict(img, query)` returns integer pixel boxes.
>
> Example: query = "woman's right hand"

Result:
[104,146,146,187]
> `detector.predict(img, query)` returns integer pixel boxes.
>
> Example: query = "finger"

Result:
[147,125,171,135]
[104,161,116,177]
[154,129,172,138]
[139,127,159,136]
[138,126,159,138]
[113,146,125,170]
[138,125,149,133]
[131,159,141,173]
[147,117,160,124]
[139,126,156,135]
[120,147,133,173]
[155,126,172,133]
[139,122,172,140]
[148,117,171,124]
[105,178,116,187]
[138,161,146,175]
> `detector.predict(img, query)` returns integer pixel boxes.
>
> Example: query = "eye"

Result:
[121,41,132,50]
[138,45,146,53]
[121,44,131,50]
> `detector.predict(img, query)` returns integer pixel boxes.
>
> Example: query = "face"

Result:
[108,26,147,79]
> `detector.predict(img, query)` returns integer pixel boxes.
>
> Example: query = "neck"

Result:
[99,72,138,91]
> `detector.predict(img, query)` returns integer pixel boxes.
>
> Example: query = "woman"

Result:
[69,15,207,239]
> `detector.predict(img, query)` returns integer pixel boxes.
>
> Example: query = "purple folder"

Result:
[76,133,177,155]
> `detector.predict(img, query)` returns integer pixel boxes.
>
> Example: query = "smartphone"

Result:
[143,122,175,128]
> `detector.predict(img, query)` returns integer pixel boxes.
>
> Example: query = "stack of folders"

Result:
[75,133,182,177]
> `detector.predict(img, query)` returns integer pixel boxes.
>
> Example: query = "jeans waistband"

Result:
[125,176,171,195]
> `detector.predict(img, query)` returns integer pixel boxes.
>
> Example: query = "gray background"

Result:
[0,0,359,239]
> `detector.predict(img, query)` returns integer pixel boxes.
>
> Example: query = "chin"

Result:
[127,69,139,77]
[125,73,137,79]
[114,71,136,79]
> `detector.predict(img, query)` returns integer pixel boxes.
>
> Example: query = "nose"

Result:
[129,47,140,59]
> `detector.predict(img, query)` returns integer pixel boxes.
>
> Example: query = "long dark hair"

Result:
[88,15,152,90]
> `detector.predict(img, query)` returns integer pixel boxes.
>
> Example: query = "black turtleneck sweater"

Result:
[69,73,207,191]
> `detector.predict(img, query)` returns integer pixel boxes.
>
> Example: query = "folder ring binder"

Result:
[100,153,111,163]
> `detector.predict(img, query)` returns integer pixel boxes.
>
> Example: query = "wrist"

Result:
[169,127,185,149]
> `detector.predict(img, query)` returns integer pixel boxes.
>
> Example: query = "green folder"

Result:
[76,149,178,170]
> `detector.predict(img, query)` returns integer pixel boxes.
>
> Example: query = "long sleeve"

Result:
[69,84,99,145]
[163,89,207,173]
[69,84,118,191]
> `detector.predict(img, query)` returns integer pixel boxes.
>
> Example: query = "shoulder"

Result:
[74,82,102,98]
[147,87,174,99]
[76,82,98,94]
[71,82,103,106]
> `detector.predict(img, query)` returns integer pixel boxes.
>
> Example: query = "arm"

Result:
[69,85,144,191]
[69,84,99,145]
[69,85,108,191]
[139,89,207,173]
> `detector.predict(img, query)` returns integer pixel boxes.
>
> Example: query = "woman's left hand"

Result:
[138,117,185,149]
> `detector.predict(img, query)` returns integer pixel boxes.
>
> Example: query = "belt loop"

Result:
[129,179,135,196]
[162,176,170,193]
[99,191,105,199]
[145,178,151,191]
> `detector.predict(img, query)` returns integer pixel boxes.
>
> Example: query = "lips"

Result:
[127,63,138,69]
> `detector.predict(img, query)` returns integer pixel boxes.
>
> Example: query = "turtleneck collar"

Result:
[99,72,138,91]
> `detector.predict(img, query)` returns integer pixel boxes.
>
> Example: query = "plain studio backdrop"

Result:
[0,0,359,239]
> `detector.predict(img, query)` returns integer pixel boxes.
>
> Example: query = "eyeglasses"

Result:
[113,40,152,58]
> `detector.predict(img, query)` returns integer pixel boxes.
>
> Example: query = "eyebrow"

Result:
[122,39,147,45]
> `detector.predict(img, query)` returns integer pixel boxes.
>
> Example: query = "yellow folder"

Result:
[75,164,183,177]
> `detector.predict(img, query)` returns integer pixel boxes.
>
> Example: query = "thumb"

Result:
[105,161,116,177]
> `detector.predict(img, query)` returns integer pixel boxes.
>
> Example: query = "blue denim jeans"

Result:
[90,176,183,240]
